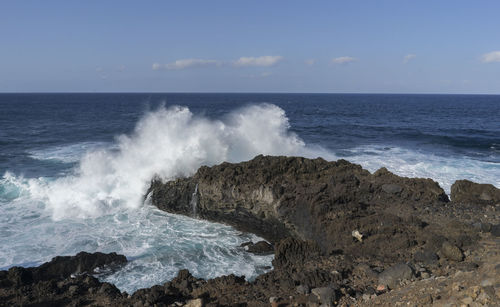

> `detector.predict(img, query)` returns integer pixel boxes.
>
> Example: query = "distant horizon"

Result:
[1,91,500,96]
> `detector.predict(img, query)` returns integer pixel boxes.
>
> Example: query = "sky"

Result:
[1,1,500,94]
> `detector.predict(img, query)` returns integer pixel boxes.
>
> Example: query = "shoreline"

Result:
[1,155,499,306]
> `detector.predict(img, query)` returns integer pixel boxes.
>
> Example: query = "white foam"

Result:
[29,142,110,163]
[1,103,498,294]
[339,145,500,193]
[23,104,317,220]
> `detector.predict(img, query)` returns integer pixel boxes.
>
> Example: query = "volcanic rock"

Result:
[378,263,414,289]
[451,179,500,204]
[148,155,449,257]
[441,241,464,262]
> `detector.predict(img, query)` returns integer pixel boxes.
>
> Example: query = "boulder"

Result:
[378,263,414,289]
[441,241,464,262]
[451,180,500,204]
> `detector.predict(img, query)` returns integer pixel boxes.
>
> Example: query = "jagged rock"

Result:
[0,252,128,306]
[451,180,500,204]
[149,155,448,256]
[33,251,127,281]
[378,263,414,289]
[272,237,321,269]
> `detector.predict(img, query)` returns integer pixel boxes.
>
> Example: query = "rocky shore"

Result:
[1,155,499,306]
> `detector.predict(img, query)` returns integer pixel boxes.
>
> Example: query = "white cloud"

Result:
[331,56,357,64]
[305,59,316,66]
[481,51,500,63]
[403,54,416,64]
[153,55,284,71]
[152,63,163,70]
[233,55,283,67]
[153,59,221,70]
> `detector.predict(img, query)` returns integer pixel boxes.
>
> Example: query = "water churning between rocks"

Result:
[0,93,498,293]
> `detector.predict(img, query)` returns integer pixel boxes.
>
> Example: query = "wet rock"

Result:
[451,179,500,204]
[0,252,128,306]
[242,240,274,255]
[441,241,464,261]
[33,251,127,281]
[378,263,414,289]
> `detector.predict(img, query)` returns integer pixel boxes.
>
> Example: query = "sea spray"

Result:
[25,104,320,220]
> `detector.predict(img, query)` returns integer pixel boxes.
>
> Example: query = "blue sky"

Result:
[1,1,500,93]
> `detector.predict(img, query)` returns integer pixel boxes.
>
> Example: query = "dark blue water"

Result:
[0,93,499,293]
[1,93,499,178]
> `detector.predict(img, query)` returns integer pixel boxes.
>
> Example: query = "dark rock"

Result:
[149,155,448,255]
[481,222,492,232]
[378,263,414,289]
[272,237,321,269]
[33,251,127,281]
[311,286,337,307]
[0,252,128,306]
[7,267,34,286]
[413,250,439,266]
[451,180,500,204]
[491,224,500,237]
[382,183,403,194]
[441,241,464,261]
[296,284,310,295]
[243,241,274,255]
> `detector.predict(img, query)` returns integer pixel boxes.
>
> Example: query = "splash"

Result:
[26,104,318,220]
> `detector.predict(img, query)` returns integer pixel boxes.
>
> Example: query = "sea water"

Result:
[1,93,499,293]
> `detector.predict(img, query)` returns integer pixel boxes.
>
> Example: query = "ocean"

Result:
[1,93,499,293]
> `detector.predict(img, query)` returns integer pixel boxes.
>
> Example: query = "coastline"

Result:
[1,155,499,306]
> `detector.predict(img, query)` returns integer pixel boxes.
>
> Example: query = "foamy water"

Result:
[0,103,498,293]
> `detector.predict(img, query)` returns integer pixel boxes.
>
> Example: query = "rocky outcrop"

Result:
[0,252,128,306]
[148,155,449,257]
[451,179,500,205]
[3,155,498,306]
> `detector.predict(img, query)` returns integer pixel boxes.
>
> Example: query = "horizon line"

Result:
[1,91,500,96]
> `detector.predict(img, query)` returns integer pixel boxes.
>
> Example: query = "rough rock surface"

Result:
[2,155,499,306]
[149,155,449,258]
[451,179,500,204]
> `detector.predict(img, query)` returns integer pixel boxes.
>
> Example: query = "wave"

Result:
[19,104,325,220]
[337,145,499,193]
[1,103,499,292]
